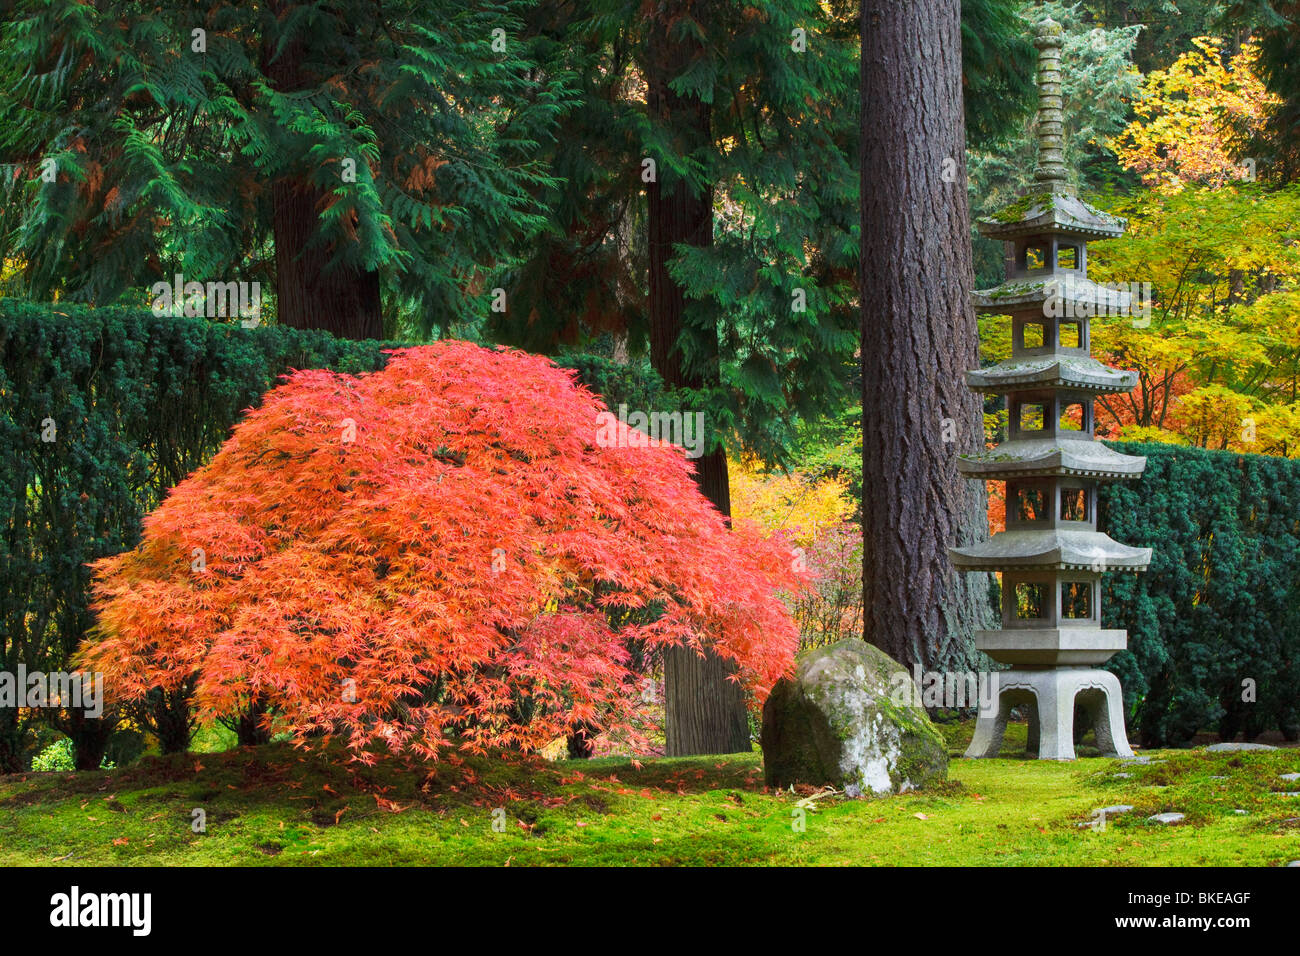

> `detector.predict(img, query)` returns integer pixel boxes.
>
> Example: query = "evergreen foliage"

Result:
[1101,440,1300,746]
[969,2,1143,287]
[499,0,1033,468]
[0,0,570,337]
[1225,1,1300,182]
[0,298,394,768]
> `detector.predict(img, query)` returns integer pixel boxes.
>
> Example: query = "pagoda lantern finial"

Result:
[949,18,1151,761]
[1032,17,1073,195]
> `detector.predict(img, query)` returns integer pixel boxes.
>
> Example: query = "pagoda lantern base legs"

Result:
[965,667,1134,761]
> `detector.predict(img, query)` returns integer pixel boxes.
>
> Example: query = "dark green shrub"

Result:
[1100,441,1300,747]
[0,300,396,769]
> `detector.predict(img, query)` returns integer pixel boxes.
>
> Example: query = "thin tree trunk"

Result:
[233,696,274,747]
[859,0,996,674]
[138,684,195,755]
[264,3,382,340]
[0,706,24,773]
[65,708,115,771]
[647,2,749,756]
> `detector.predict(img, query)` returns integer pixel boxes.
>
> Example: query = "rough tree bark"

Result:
[859,0,997,674]
[270,181,383,339]
[646,2,750,756]
[264,2,383,340]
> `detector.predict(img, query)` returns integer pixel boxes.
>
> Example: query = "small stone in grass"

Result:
[1280,773,1300,782]
[1113,772,1132,779]
[1148,812,1185,824]
[1205,742,1277,752]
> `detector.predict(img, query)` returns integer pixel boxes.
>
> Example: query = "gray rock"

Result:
[1205,742,1277,752]
[1112,772,1132,779]
[1279,792,1300,797]
[1148,812,1185,824]
[1233,809,1248,815]
[1076,804,1133,828]
[761,639,947,796]
[1280,773,1300,782]
[1209,775,1228,780]
[1288,861,1300,868]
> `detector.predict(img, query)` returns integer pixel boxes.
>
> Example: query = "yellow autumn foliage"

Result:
[1110,39,1277,193]
[727,456,854,547]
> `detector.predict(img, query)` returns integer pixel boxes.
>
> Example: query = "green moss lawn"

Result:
[2,720,1297,866]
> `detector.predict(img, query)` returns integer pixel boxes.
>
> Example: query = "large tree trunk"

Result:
[264,2,382,340]
[859,0,996,674]
[270,181,383,339]
[646,3,750,756]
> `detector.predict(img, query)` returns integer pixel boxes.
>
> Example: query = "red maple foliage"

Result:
[79,342,805,761]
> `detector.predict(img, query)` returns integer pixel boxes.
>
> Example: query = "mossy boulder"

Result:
[760,639,947,796]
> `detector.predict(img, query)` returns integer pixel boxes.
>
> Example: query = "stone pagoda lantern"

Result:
[949,17,1152,760]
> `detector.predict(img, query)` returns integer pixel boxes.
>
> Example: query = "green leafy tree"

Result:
[502,0,1036,469]
[963,0,1041,144]
[491,0,864,753]
[1088,182,1300,455]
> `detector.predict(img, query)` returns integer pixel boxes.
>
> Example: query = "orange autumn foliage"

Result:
[79,342,805,761]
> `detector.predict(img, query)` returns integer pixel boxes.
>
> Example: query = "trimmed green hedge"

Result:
[1101,441,1300,747]
[0,301,398,769]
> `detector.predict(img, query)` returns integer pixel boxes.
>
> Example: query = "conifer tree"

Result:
[1226,1,1300,183]
[860,0,1006,674]
[518,0,862,753]
[0,0,570,339]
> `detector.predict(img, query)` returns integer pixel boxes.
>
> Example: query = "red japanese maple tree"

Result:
[79,341,804,760]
